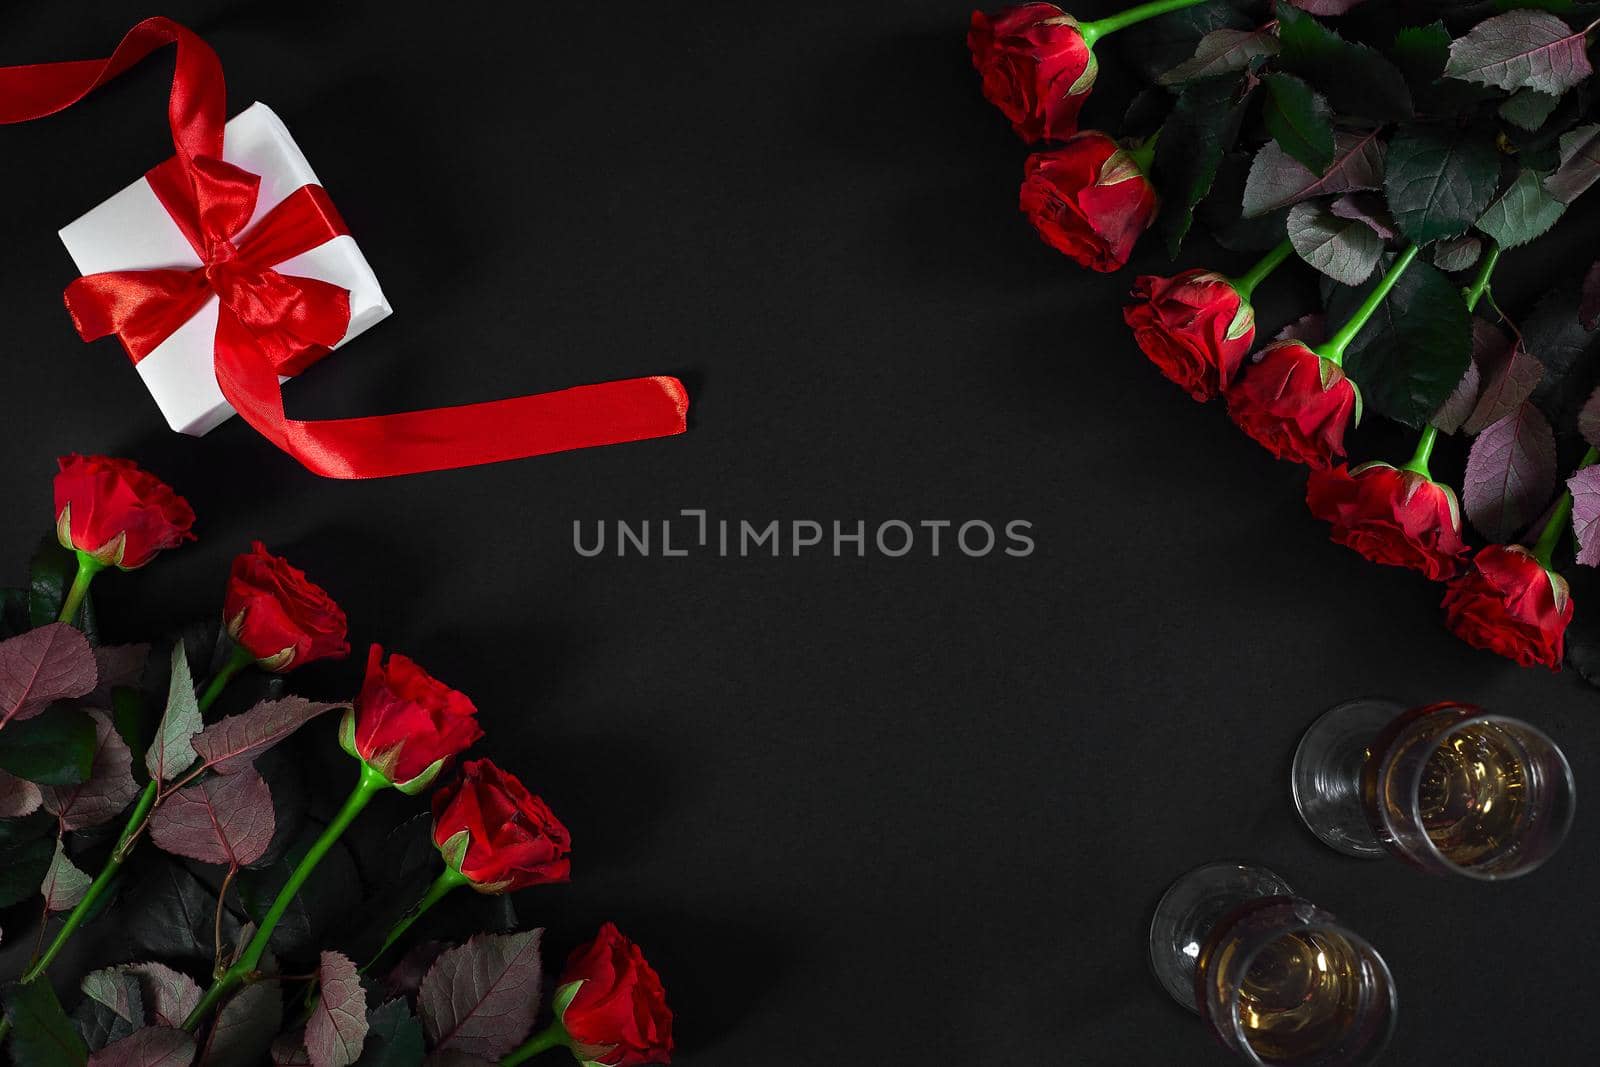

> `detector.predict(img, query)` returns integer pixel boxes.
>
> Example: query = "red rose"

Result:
[1225,341,1358,469]
[431,759,571,892]
[347,645,483,787]
[1020,132,1157,272]
[1307,463,1469,580]
[1442,545,1572,670]
[559,923,674,1067]
[223,543,349,671]
[968,4,1095,143]
[1122,270,1254,401]
[53,455,195,569]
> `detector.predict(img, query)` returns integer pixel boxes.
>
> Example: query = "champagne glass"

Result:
[1292,700,1575,879]
[1149,862,1396,1065]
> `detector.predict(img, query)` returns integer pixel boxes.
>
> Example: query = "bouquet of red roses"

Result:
[0,457,673,1066]
[970,0,1600,673]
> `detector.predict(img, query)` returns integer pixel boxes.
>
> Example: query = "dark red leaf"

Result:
[41,710,139,831]
[87,1027,195,1067]
[189,698,345,777]
[1581,260,1600,331]
[418,930,543,1059]
[1464,340,1544,434]
[305,952,368,1067]
[1464,402,1559,541]
[0,623,96,728]
[1568,467,1600,566]
[148,766,275,867]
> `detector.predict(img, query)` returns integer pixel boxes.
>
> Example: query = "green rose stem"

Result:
[1532,446,1600,568]
[502,1020,571,1066]
[0,647,256,1046]
[1126,127,1159,172]
[1400,425,1439,478]
[57,551,105,624]
[1463,240,1501,313]
[1400,242,1503,481]
[363,865,472,973]
[1228,238,1294,302]
[1313,243,1421,366]
[184,762,391,1031]
[1078,0,1212,47]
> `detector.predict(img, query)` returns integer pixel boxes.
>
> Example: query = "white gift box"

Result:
[58,102,392,436]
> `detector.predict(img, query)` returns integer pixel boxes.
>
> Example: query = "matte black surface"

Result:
[1,2,1596,1063]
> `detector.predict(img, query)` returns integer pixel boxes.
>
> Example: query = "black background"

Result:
[2,2,1597,1064]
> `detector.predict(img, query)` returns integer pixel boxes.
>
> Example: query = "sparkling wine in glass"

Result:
[1291,700,1575,879]
[1149,862,1396,1065]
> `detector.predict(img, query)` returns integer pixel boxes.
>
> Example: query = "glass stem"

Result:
[57,553,105,624]
[1229,238,1294,301]
[501,1021,570,1066]
[183,763,389,1031]
[363,865,470,973]
[1079,0,1212,46]
[1462,241,1500,312]
[1533,446,1600,567]
[1401,426,1438,478]
[1314,244,1420,365]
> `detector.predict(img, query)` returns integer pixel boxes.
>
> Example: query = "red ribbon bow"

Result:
[0,18,688,478]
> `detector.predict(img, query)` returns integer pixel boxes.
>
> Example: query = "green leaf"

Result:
[1329,256,1473,427]
[1524,285,1600,433]
[0,589,27,639]
[1152,74,1249,256]
[1383,124,1500,242]
[1197,152,1291,252]
[1445,10,1593,96]
[0,707,98,785]
[125,859,244,962]
[1546,123,1600,203]
[1390,21,1452,87]
[28,538,74,629]
[146,643,202,785]
[353,1000,424,1067]
[1287,199,1383,285]
[1277,6,1413,120]
[3,980,89,1067]
[1390,20,1495,113]
[1432,236,1484,272]
[1500,87,1563,131]
[1122,0,1251,84]
[1261,73,1334,171]
[1242,128,1385,218]
[1477,168,1566,248]
[1159,27,1278,85]
[112,687,154,788]
[0,834,55,907]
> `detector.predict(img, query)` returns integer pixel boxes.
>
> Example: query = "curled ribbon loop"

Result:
[0,17,689,478]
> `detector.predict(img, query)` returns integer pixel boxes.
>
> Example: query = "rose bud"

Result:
[1442,545,1572,670]
[1225,341,1359,469]
[1019,131,1157,272]
[340,644,484,792]
[53,454,195,569]
[556,923,674,1067]
[431,759,572,892]
[968,4,1095,144]
[1306,463,1469,580]
[223,542,350,671]
[1122,270,1254,401]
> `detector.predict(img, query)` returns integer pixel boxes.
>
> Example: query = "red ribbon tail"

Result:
[214,313,687,479]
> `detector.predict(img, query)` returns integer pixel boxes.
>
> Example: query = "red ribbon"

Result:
[0,17,688,478]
